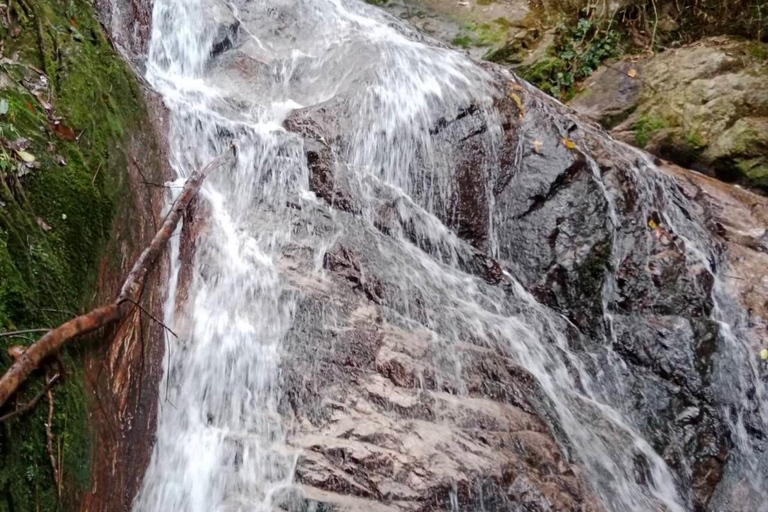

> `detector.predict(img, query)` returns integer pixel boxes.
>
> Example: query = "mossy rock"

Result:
[704,117,768,192]
[570,38,768,194]
[0,0,152,510]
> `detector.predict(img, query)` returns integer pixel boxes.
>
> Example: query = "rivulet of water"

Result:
[131,0,766,511]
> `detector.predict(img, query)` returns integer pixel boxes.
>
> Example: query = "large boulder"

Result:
[570,37,768,193]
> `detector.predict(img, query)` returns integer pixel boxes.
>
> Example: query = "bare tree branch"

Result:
[0,156,225,409]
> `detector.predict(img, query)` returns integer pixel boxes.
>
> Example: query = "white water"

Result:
[131,0,767,510]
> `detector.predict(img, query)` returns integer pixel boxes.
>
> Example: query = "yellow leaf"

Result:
[561,138,576,150]
[533,140,543,154]
[508,92,524,118]
[648,219,657,230]
[15,150,35,163]
[627,68,637,78]
[761,348,768,360]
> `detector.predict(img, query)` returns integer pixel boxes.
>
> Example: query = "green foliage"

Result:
[684,129,706,150]
[519,17,620,99]
[634,113,668,147]
[452,35,473,48]
[0,0,149,510]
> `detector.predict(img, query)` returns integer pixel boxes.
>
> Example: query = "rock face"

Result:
[279,69,768,510]
[277,92,603,512]
[92,2,768,512]
[570,37,768,194]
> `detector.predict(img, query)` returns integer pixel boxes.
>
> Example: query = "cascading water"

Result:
[132,0,767,510]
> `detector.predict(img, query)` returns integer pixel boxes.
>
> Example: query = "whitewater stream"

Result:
[131,0,768,510]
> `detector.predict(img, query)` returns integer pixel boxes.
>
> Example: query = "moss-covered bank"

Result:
[0,0,151,510]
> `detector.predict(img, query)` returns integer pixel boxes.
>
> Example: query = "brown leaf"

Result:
[532,140,543,154]
[561,138,576,150]
[51,123,76,142]
[36,217,52,231]
[8,345,26,359]
[627,68,637,78]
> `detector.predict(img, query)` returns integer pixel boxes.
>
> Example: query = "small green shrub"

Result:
[520,17,621,99]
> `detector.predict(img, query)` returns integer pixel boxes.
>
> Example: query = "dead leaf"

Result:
[15,149,35,163]
[52,123,76,141]
[561,137,576,150]
[8,345,26,359]
[36,217,52,231]
[627,68,637,78]
[532,140,543,154]
[508,92,524,118]
[648,219,657,230]
[8,137,31,151]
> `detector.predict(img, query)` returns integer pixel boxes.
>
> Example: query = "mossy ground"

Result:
[451,19,511,50]
[0,0,148,510]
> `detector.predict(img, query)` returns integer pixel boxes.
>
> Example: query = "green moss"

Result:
[737,158,768,191]
[452,35,473,48]
[634,113,668,148]
[451,20,510,50]
[0,0,149,510]
[684,129,706,150]
[746,42,768,61]
[577,239,612,296]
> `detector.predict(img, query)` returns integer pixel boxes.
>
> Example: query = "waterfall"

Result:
[132,0,767,510]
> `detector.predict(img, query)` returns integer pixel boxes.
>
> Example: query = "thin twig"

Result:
[0,373,60,422]
[0,328,51,339]
[120,297,178,338]
[91,162,103,186]
[45,374,62,499]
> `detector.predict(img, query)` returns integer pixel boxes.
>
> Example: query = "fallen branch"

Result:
[0,157,223,409]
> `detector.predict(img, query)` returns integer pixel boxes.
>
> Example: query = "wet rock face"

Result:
[282,67,767,511]
[277,231,600,512]
[95,1,767,509]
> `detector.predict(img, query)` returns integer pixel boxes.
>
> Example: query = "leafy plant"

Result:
[520,17,621,99]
